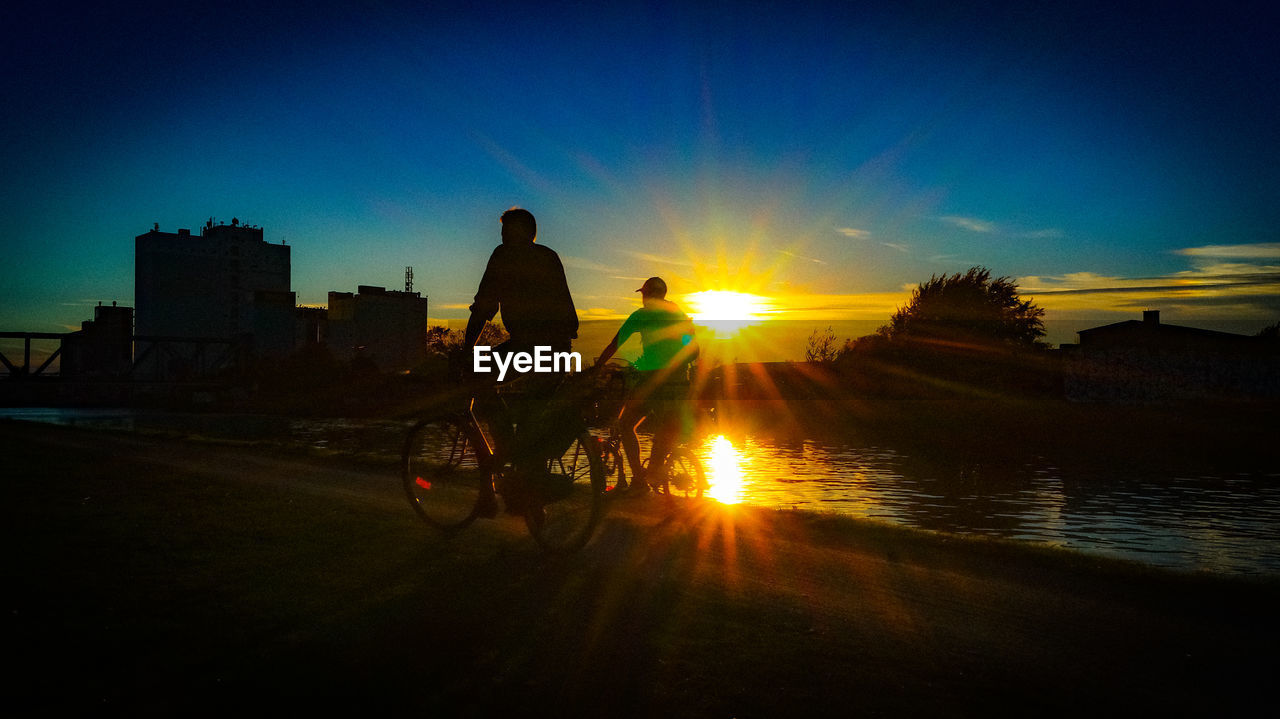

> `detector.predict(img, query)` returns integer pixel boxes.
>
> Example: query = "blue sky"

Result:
[3,0,1278,350]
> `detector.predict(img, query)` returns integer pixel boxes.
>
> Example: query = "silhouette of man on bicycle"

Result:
[594,276,698,492]
[463,207,578,356]
[459,208,580,510]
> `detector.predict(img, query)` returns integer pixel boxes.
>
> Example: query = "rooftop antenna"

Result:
[405,266,414,293]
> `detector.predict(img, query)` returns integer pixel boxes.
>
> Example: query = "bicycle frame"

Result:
[590,361,709,499]
[403,373,607,553]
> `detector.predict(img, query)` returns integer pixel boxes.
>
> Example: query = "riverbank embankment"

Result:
[5,420,1277,715]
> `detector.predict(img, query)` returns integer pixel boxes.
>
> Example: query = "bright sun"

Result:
[684,290,774,332]
[683,290,774,339]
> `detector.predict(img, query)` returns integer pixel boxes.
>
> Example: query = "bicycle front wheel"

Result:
[655,447,706,500]
[526,431,606,553]
[402,415,490,535]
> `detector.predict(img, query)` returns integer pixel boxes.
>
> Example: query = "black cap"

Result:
[636,277,667,297]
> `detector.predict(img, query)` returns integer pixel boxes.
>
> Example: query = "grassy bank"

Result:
[5,420,1278,715]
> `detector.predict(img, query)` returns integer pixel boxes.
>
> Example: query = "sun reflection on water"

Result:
[705,434,745,504]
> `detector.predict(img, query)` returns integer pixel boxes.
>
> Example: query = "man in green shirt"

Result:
[594,277,698,491]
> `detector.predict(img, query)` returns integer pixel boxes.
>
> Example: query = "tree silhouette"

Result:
[879,267,1046,350]
[805,326,843,363]
[424,321,508,354]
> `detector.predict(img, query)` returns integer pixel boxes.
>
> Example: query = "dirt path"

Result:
[5,420,1276,716]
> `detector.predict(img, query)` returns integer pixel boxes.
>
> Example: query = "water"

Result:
[5,407,1278,575]
[681,433,1280,575]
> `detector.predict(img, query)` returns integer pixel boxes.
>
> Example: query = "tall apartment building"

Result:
[136,218,291,339]
[135,219,294,375]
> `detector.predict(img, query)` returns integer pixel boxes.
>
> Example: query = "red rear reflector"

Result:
[416,477,431,490]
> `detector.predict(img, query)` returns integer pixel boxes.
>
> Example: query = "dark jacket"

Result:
[465,240,578,349]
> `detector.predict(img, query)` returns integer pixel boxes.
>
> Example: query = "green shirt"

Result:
[617,299,696,372]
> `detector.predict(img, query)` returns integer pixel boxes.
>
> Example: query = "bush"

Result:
[880,266,1047,351]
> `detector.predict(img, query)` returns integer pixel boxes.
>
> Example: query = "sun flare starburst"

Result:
[684,290,775,337]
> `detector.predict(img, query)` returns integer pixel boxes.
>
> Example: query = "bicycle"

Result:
[402,374,606,553]
[591,359,709,501]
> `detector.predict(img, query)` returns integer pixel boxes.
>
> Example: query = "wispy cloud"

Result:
[940,215,997,233]
[578,306,627,320]
[939,216,1061,238]
[761,291,912,321]
[468,129,553,194]
[1019,265,1280,318]
[1018,228,1064,239]
[777,248,826,264]
[1175,243,1280,259]
[618,250,695,268]
[835,227,910,253]
[1022,267,1280,295]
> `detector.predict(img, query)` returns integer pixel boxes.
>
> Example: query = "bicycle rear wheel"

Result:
[654,447,706,500]
[526,431,606,553]
[402,415,490,535]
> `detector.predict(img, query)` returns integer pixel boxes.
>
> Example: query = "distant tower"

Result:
[405,266,414,293]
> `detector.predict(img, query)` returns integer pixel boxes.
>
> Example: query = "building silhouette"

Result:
[327,285,428,373]
[1065,310,1279,400]
[295,306,329,348]
[60,302,133,378]
[134,218,293,376]
[6,220,436,398]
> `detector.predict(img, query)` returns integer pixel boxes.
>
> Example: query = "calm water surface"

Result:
[680,432,1280,575]
[6,408,1278,575]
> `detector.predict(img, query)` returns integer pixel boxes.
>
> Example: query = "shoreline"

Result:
[6,420,1279,714]
[6,406,1279,576]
